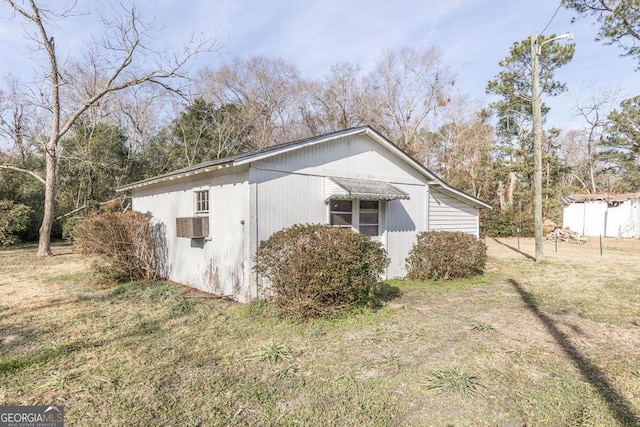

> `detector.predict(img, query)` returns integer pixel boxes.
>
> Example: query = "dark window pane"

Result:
[330,199,352,213]
[331,213,352,226]
[359,212,378,224]
[360,200,378,210]
[196,190,209,212]
[360,225,378,237]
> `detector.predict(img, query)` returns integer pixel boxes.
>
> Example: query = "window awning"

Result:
[326,177,410,201]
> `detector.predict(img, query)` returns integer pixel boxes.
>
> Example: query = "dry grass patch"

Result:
[0,239,639,425]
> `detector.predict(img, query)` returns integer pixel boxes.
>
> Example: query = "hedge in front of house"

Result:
[74,211,164,283]
[254,224,389,320]
[406,231,487,280]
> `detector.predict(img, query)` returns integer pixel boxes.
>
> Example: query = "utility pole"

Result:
[531,34,544,261]
[530,32,573,262]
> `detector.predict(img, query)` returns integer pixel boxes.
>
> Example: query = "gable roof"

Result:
[118,126,491,209]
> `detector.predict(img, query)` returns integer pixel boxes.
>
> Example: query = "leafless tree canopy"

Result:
[2,0,213,255]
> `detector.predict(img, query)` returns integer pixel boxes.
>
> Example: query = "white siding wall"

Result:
[563,203,587,236]
[250,168,326,242]
[564,199,640,238]
[132,170,253,301]
[428,189,479,237]
[386,184,426,278]
[249,134,430,280]
[210,173,252,301]
[251,134,425,186]
[633,200,640,238]
[606,202,628,237]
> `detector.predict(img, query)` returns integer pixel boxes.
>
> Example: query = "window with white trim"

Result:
[329,199,380,237]
[329,200,352,228]
[195,190,209,214]
[359,200,379,237]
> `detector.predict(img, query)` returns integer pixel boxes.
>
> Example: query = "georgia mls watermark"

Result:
[0,406,64,427]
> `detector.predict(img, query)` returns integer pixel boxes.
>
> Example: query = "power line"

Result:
[541,0,563,35]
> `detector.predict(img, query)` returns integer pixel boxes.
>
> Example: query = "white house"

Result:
[562,193,640,238]
[118,126,491,302]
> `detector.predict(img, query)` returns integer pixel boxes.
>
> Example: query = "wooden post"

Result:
[531,34,544,261]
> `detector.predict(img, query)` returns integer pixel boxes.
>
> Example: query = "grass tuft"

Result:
[170,299,199,317]
[565,404,598,426]
[274,364,298,379]
[248,342,292,364]
[37,370,78,394]
[471,320,496,332]
[425,367,483,398]
[109,281,181,301]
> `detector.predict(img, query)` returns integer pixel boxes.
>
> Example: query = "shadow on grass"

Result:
[508,278,639,425]
[492,238,535,261]
[367,282,401,308]
[0,340,83,375]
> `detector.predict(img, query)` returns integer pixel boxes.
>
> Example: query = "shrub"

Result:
[480,209,533,237]
[406,231,487,281]
[74,211,166,282]
[0,200,33,246]
[62,215,84,242]
[254,224,389,320]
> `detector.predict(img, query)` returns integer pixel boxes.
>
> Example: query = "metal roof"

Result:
[328,177,410,201]
[562,193,640,204]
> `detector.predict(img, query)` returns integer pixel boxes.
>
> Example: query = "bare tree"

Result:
[557,129,591,189]
[3,0,212,256]
[0,76,30,163]
[199,56,302,149]
[428,97,494,199]
[300,63,376,134]
[115,84,171,154]
[365,46,455,155]
[573,87,621,193]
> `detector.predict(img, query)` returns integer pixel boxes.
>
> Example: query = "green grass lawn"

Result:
[1,239,639,426]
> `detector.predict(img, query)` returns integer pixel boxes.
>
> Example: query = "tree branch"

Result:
[0,164,45,184]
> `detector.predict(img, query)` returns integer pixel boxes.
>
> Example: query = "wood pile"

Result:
[543,219,558,235]
[545,228,588,243]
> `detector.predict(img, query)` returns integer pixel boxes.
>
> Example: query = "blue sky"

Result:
[1,0,639,130]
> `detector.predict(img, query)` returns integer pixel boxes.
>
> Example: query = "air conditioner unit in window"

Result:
[176,216,209,238]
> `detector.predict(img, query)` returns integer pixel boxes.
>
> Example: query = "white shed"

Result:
[562,193,640,238]
[118,126,491,302]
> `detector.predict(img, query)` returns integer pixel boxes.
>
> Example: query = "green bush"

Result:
[481,209,534,237]
[0,200,33,246]
[62,215,84,242]
[254,224,389,320]
[74,211,166,282]
[406,231,487,281]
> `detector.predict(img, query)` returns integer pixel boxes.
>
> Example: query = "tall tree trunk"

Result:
[497,181,506,211]
[32,0,61,257]
[506,172,517,208]
[587,139,597,193]
[37,145,57,256]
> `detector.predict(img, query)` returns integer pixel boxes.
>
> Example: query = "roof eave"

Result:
[429,183,493,209]
[116,160,236,192]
